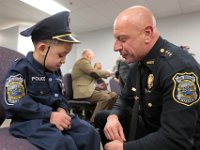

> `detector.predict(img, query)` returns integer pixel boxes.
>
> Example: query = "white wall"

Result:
[157,11,200,61]
[0,26,19,50]
[18,25,34,55]
[0,25,34,55]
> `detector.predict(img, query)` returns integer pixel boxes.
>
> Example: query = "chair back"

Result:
[0,47,25,126]
[109,78,121,95]
[62,73,73,100]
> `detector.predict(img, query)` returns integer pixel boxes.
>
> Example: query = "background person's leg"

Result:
[90,91,115,122]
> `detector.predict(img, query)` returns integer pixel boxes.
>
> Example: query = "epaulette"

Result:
[160,48,173,57]
[12,57,25,67]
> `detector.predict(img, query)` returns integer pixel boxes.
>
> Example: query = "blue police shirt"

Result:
[3,52,69,120]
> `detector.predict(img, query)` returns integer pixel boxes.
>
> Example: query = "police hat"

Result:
[20,11,80,43]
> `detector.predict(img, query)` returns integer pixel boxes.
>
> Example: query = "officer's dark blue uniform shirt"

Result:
[3,52,69,121]
[111,37,200,150]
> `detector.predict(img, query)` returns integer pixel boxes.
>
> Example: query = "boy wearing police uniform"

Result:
[3,11,100,150]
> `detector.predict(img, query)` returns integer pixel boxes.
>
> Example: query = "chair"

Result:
[0,47,38,150]
[109,78,122,95]
[62,73,96,120]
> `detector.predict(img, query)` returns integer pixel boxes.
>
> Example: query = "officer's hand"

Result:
[104,115,126,142]
[104,140,123,150]
[50,112,71,131]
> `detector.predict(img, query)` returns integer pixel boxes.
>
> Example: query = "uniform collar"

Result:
[26,51,46,74]
[141,36,164,70]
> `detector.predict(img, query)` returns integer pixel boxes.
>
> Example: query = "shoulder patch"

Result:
[4,74,26,105]
[172,72,200,106]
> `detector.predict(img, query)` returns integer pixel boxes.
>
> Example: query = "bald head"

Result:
[113,6,160,62]
[114,6,157,33]
[82,48,94,62]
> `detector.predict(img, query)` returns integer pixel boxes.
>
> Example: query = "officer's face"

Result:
[45,42,73,71]
[113,17,147,63]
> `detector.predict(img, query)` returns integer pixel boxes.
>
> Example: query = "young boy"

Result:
[3,11,100,150]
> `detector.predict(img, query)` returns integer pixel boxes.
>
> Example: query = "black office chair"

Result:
[62,73,96,120]
[109,78,122,95]
[0,47,38,150]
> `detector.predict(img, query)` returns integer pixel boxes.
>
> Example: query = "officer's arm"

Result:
[79,60,110,78]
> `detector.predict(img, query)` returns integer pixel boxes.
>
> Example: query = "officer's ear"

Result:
[143,25,153,44]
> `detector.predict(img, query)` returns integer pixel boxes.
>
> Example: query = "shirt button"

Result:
[49,78,52,82]
[148,103,153,107]
[40,91,44,95]
[54,93,59,97]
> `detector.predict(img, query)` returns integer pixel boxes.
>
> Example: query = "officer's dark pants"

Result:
[94,110,131,146]
[10,115,100,150]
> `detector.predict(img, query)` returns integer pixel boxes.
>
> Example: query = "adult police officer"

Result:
[94,5,200,150]
[3,11,100,150]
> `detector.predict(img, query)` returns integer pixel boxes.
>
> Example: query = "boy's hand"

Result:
[50,111,71,131]
[57,107,68,114]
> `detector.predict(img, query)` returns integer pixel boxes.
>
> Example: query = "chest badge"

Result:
[147,74,154,90]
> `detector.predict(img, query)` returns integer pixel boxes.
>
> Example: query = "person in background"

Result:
[180,44,190,51]
[94,62,108,90]
[3,11,100,150]
[71,49,117,122]
[113,57,130,87]
[180,45,196,56]
[94,5,200,150]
